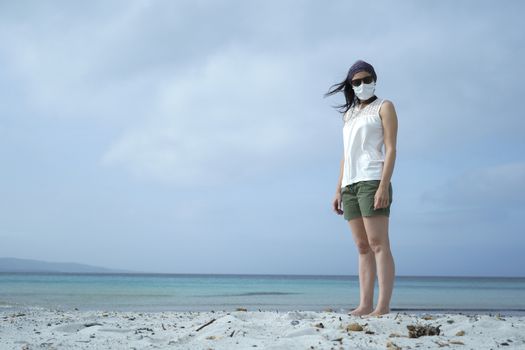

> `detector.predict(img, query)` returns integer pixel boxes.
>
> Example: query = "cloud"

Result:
[0,0,161,123]
[420,161,525,209]
[100,44,308,186]
[0,1,340,186]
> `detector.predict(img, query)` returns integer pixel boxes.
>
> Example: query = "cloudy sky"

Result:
[1,0,523,277]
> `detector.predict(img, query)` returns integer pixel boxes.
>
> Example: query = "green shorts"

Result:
[341,180,393,221]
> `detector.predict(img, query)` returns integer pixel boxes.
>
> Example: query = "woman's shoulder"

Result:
[378,98,398,123]
[378,97,393,105]
[378,98,395,112]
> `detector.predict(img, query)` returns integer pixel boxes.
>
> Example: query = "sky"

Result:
[0,0,524,277]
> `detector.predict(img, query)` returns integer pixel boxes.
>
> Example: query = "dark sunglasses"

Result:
[350,76,374,87]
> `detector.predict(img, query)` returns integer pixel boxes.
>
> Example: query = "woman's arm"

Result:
[379,100,398,190]
[333,152,345,215]
[336,153,344,193]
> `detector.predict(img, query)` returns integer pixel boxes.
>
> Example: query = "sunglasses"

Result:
[350,76,374,87]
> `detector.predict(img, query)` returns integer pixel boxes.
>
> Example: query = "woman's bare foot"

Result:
[363,308,390,318]
[349,306,374,316]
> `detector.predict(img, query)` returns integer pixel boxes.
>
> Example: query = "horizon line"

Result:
[1,271,524,279]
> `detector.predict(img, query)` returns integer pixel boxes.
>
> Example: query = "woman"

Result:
[325,60,398,317]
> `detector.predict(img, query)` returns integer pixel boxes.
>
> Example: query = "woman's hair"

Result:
[324,59,378,114]
[323,79,357,114]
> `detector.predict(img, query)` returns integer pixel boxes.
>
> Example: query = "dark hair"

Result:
[323,78,357,114]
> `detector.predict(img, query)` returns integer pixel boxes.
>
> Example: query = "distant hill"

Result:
[0,257,137,273]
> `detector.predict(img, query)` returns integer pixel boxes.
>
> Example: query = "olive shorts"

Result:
[341,180,393,221]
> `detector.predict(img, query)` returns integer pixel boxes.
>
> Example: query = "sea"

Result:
[1,273,524,316]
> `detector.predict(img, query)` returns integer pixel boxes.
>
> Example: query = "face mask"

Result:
[353,81,376,100]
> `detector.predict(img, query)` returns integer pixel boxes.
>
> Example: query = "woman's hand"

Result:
[374,185,390,210]
[333,191,344,215]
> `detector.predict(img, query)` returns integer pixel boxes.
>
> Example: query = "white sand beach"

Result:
[1,307,524,349]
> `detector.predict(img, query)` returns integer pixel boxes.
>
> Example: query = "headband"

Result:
[346,60,377,83]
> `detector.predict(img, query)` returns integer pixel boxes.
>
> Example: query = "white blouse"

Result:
[341,97,386,188]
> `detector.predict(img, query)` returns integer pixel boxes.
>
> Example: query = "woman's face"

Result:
[350,70,376,101]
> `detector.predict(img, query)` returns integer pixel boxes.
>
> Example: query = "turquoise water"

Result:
[1,273,524,315]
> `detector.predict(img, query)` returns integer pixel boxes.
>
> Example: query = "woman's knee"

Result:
[368,237,390,254]
[356,240,372,254]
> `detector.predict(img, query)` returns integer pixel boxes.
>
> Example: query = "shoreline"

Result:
[2,303,525,317]
[2,306,524,349]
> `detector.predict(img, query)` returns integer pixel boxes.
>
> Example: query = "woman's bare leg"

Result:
[362,215,395,316]
[348,217,376,316]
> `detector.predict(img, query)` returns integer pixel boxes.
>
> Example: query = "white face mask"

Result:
[353,81,376,100]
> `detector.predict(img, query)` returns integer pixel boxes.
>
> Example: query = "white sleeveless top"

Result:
[341,97,386,189]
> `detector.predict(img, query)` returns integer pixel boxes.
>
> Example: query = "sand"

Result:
[1,307,524,349]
